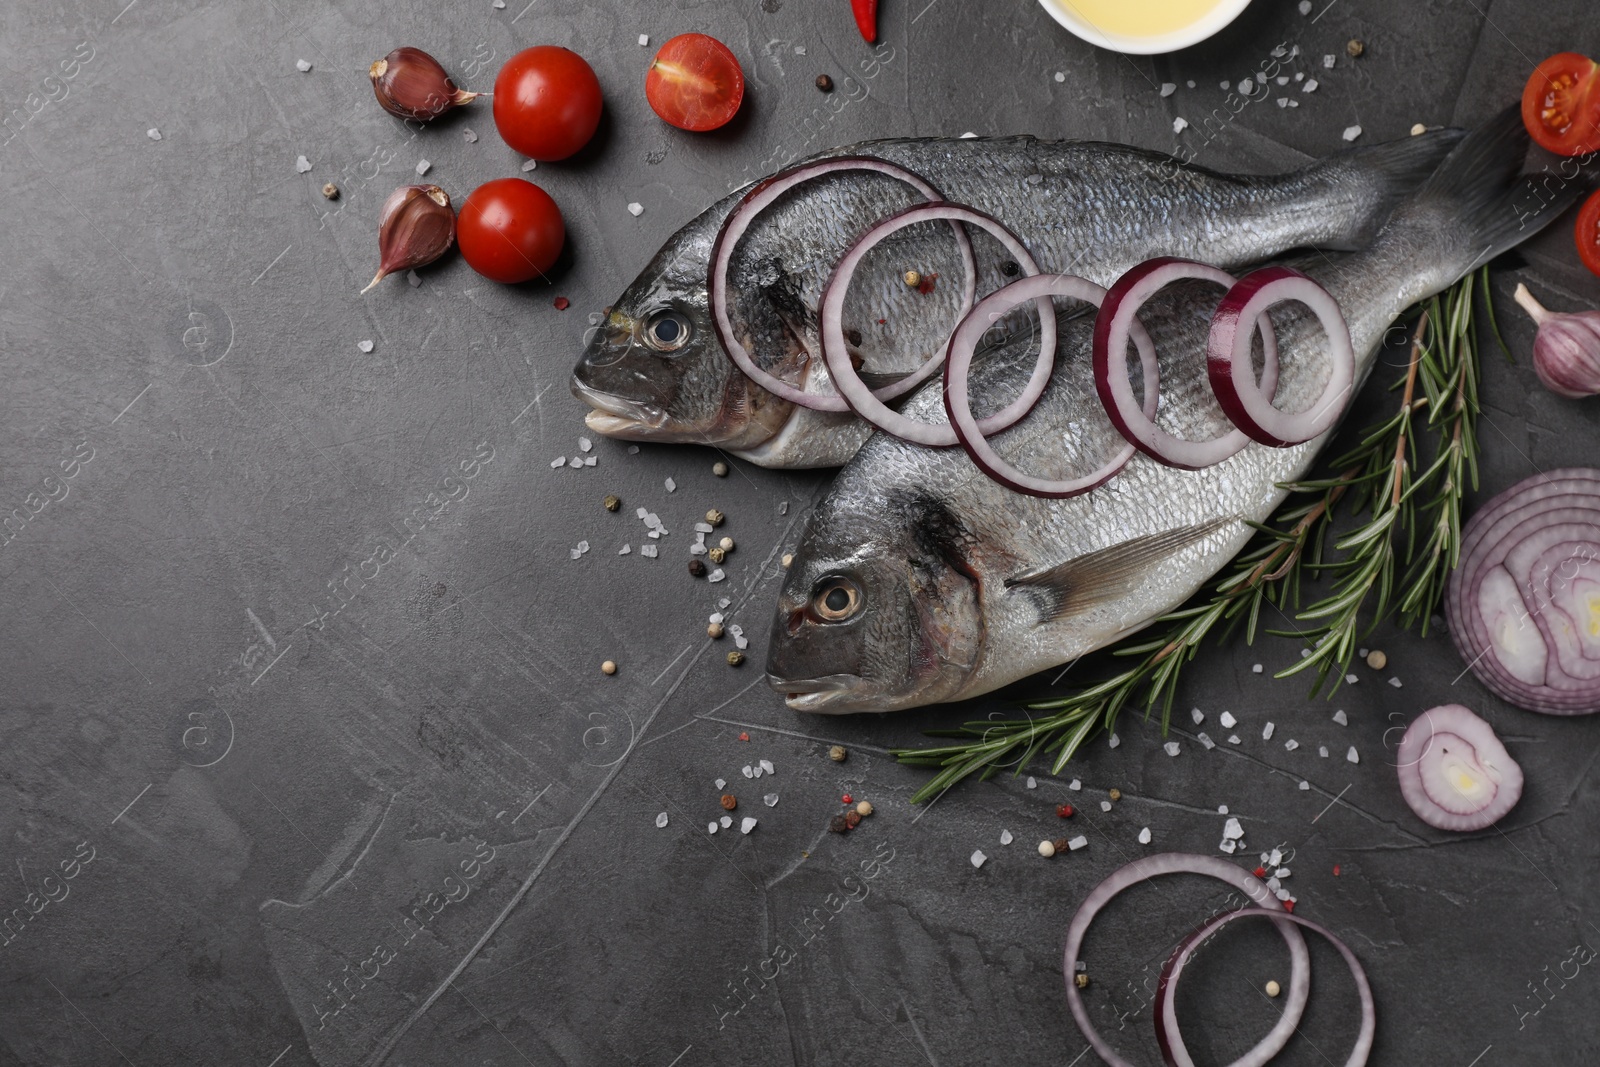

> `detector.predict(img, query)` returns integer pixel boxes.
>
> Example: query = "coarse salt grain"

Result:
[1223,817,1245,840]
[1173,117,1189,134]
[570,457,584,469]
[296,155,312,172]
[741,765,753,778]
[707,821,718,834]
[1160,82,1176,97]
[639,544,658,558]
[1228,735,1241,745]
[740,817,757,834]
[357,339,374,353]
[1054,72,1066,83]
[1284,740,1299,751]
[407,270,421,287]
[463,128,478,143]
[1299,780,1311,790]
[1191,708,1205,725]
[764,794,778,807]
[720,815,732,828]
[1388,677,1403,688]
[521,159,538,171]
[579,437,593,452]
[1262,722,1275,741]
[1138,827,1152,845]
[638,34,650,46]
[1220,711,1237,729]
[1026,777,1037,789]
[959,131,978,139]
[655,812,669,828]
[664,477,676,492]
[715,778,726,788]
[1000,829,1013,845]
[1197,733,1215,750]
[148,128,162,140]
[1319,746,1329,757]
[416,159,431,175]
[1333,709,1348,725]
[1164,741,1181,757]
[1069,779,1081,791]
[1323,54,1336,69]
[971,850,987,868]
[627,202,644,217]
[618,545,631,555]
[1297,0,1311,11]
[1068,836,1087,851]
[708,568,725,582]
[1303,78,1319,93]
[1238,79,1254,95]
[1252,664,1263,673]
[1347,746,1359,764]
[1342,126,1363,142]
[1108,733,1120,749]
[296,59,312,72]
[1346,673,1359,684]
[1100,801,1112,812]
[549,457,565,469]
[759,759,774,774]
[1220,839,1237,854]
[584,456,595,467]
[1218,805,1229,814]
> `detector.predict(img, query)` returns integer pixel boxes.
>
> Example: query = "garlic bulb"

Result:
[1514,283,1600,399]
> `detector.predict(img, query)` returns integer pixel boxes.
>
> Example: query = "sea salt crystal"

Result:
[1252,664,1263,673]
[1297,0,1311,11]
[1219,80,1231,90]
[1191,708,1205,725]
[1333,709,1348,726]
[971,850,988,868]
[1359,647,1369,658]
[708,568,725,582]
[1026,777,1037,789]
[1275,867,1291,879]
[691,542,706,556]
[1342,125,1362,142]
[1388,677,1403,688]
[959,131,978,139]
[1238,79,1254,95]
[627,202,644,216]
[764,794,778,807]
[1346,673,1359,684]
[521,159,538,172]
[1108,733,1121,749]
[718,598,730,609]
[734,633,748,650]
[1223,817,1245,840]
[1054,72,1066,83]
[584,456,596,467]
[1262,722,1276,741]
[1284,739,1299,751]
[1198,733,1215,750]
[1138,827,1152,845]
[1218,805,1229,814]
[1319,746,1328,758]
[357,339,374,353]
[1173,117,1189,134]
[407,270,421,287]
[1277,98,1290,109]
[778,501,788,515]
[793,46,806,55]
[708,613,724,625]
[1160,82,1176,97]
[759,759,774,774]
[1220,711,1237,729]
[1287,99,1300,108]
[1228,735,1241,745]
[296,59,312,72]
[720,815,732,828]
[1256,71,1268,83]
[1069,779,1081,791]
[1347,746,1360,764]
[579,437,593,452]
[1303,78,1319,94]
[640,544,658,558]
[463,128,478,143]
[1322,54,1336,69]
[638,34,650,46]
[1277,77,1290,86]
[655,812,669,828]
[707,821,718,834]
[715,778,726,789]
[1267,876,1281,890]
[1275,889,1293,902]
[1164,741,1181,757]
[1296,72,1305,81]
[569,457,583,469]
[550,457,564,469]
[1068,836,1087,851]
[1186,80,1195,88]
[416,159,431,175]
[295,155,312,172]
[492,0,505,7]
[636,507,648,519]
[1299,780,1311,790]
[740,817,757,834]
[741,765,753,779]
[1220,839,1238,854]
[618,545,631,555]
[1100,801,1112,812]
[1268,848,1283,867]
[628,445,639,454]
[695,522,714,534]
[664,477,676,492]
[147,128,162,140]
[1000,829,1013,845]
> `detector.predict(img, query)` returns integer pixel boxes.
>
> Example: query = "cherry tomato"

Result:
[1576,189,1600,277]
[1521,52,1600,157]
[645,34,744,132]
[457,178,565,284]
[493,46,602,161]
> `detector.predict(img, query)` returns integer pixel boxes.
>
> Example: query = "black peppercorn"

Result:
[688,558,707,577]
[816,74,834,93]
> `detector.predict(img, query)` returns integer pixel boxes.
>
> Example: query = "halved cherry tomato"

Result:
[457,178,565,284]
[493,46,602,161]
[1576,189,1600,277]
[1521,52,1600,157]
[645,34,744,132]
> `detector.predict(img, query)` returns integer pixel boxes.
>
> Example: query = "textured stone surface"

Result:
[1,1,1597,1065]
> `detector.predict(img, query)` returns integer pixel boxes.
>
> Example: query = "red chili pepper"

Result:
[851,0,878,44]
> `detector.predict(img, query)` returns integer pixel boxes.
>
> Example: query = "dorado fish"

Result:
[572,131,1460,468]
[765,110,1580,713]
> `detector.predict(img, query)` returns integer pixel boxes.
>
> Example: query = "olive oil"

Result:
[1050,0,1222,38]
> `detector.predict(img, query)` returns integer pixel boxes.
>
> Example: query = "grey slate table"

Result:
[3,1,1599,1064]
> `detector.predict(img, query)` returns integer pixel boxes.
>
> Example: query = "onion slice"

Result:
[942,272,1146,495]
[1207,266,1355,447]
[1155,908,1376,1067]
[1063,854,1310,1067]
[1395,704,1523,831]
[821,203,1055,446]
[1094,257,1279,469]
[707,157,977,411]
[1445,468,1600,714]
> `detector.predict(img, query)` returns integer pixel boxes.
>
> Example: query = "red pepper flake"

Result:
[1253,866,1267,879]
[1282,899,1296,913]
[553,296,571,310]
[1056,803,1074,818]
[841,793,853,804]
[1333,864,1341,876]
[738,732,750,741]
[916,272,938,295]
[877,318,886,325]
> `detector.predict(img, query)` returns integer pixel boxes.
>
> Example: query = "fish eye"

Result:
[811,577,862,623]
[642,309,692,353]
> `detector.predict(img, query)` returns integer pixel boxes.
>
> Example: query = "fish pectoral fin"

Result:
[1004,516,1238,625]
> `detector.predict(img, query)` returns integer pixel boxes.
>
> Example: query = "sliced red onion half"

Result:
[1064,854,1310,1067]
[1093,257,1280,470]
[1444,469,1600,714]
[820,203,1055,446]
[1395,704,1523,831]
[707,157,977,411]
[1207,266,1355,448]
[1155,908,1375,1067]
[941,272,1144,495]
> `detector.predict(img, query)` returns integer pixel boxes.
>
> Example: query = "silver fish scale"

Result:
[803,225,1454,705]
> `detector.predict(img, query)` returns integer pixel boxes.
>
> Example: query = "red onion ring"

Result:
[707,157,977,411]
[1207,266,1355,448]
[1395,704,1523,831]
[942,273,1146,495]
[1155,909,1375,1067]
[1444,469,1600,714]
[820,203,1055,446]
[1093,257,1280,470]
[1063,854,1310,1067]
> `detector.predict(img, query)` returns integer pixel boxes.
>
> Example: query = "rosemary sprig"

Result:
[895,269,1490,803]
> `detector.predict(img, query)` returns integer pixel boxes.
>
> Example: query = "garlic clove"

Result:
[362,185,455,294]
[1515,283,1600,400]
[369,47,479,122]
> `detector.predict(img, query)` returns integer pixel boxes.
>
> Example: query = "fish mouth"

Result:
[571,377,669,438]
[768,673,862,713]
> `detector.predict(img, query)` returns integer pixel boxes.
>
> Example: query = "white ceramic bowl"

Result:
[1037,0,1254,55]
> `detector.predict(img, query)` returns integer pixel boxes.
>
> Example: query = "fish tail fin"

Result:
[1380,105,1594,283]
[1299,126,1466,250]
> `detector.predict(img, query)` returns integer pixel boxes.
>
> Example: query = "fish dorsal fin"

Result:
[1005,516,1238,625]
